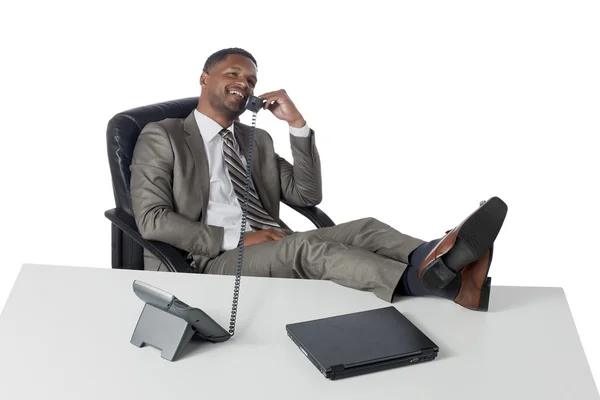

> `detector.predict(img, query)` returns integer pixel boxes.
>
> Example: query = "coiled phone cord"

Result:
[228,111,257,336]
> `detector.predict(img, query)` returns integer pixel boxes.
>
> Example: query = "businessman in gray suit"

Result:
[130,48,508,311]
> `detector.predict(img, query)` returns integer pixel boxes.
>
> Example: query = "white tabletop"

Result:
[0,263,598,399]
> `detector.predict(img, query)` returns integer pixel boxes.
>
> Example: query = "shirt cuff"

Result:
[289,122,311,137]
[222,227,241,252]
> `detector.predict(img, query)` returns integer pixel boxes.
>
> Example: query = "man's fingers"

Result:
[258,92,276,108]
[257,89,283,99]
[266,232,279,241]
[264,229,285,241]
[259,90,288,110]
[257,91,276,98]
[273,230,287,240]
[262,95,279,110]
[270,232,284,240]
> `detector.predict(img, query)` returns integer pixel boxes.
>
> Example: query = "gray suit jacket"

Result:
[130,111,322,272]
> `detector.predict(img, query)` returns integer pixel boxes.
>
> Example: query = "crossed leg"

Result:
[204,217,425,302]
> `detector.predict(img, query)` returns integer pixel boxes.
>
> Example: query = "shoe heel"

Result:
[477,277,492,312]
[421,258,456,290]
[457,197,508,261]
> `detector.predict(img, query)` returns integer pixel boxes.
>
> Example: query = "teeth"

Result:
[228,90,244,98]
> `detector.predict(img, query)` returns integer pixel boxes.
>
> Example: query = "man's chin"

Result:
[209,94,245,118]
[224,99,246,114]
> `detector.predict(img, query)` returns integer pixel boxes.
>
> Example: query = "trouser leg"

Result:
[297,217,426,264]
[204,218,424,302]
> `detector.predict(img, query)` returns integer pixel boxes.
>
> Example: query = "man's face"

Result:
[202,54,258,117]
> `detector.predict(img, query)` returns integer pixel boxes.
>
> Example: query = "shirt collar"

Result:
[193,109,235,144]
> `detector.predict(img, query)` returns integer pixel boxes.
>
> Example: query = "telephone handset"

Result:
[244,95,266,113]
[132,94,264,344]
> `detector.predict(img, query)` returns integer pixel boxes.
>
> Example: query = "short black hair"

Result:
[202,48,257,73]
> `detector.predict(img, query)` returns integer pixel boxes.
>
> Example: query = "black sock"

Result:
[395,239,461,299]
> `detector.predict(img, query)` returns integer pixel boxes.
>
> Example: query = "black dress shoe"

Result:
[418,197,507,290]
[451,246,494,311]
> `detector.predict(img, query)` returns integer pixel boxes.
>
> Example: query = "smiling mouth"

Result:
[227,89,245,99]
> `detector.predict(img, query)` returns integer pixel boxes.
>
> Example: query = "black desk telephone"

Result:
[131,95,267,349]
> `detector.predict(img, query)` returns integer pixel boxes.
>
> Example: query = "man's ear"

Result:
[200,72,209,87]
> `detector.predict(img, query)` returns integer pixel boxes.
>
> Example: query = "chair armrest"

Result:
[104,208,191,273]
[282,202,335,228]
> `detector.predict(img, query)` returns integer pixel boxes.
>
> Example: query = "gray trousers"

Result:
[203,217,425,302]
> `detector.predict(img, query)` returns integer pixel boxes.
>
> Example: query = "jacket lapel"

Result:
[234,122,273,216]
[183,112,210,212]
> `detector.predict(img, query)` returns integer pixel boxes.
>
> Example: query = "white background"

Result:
[1,0,598,388]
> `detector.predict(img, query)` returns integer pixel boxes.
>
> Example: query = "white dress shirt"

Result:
[194,110,311,251]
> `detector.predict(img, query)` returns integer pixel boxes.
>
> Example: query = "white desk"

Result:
[0,264,598,399]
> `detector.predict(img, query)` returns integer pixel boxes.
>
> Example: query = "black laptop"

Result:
[286,306,439,380]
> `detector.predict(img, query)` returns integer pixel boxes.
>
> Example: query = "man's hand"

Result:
[258,89,306,128]
[243,228,287,246]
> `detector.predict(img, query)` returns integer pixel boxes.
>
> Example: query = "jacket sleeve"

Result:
[277,130,323,207]
[129,123,224,258]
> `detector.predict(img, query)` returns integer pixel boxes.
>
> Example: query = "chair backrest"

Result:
[106,97,199,215]
[106,97,199,269]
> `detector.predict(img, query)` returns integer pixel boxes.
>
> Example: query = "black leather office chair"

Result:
[105,97,335,273]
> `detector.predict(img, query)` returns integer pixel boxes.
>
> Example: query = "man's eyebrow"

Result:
[226,66,257,80]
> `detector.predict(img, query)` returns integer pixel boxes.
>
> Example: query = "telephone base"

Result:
[130,303,195,362]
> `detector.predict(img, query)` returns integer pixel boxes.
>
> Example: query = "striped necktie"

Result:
[220,128,282,231]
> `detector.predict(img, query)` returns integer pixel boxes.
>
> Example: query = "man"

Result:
[130,47,508,311]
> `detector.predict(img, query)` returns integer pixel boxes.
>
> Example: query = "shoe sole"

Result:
[421,197,508,290]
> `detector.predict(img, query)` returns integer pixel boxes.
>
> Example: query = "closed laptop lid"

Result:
[286,306,438,371]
